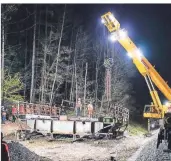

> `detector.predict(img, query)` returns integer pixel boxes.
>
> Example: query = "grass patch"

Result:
[128,121,148,136]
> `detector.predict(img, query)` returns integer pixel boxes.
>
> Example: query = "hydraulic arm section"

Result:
[101,12,171,150]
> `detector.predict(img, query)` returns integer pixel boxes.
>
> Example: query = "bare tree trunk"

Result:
[65,66,69,99]
[30,5,37,103]
[38,11,42,103]
[1,17,5,104]
[75,62,78,103]
[69,27,74,102]
[70,67,74,102]
[41,6,48,104]
[83,63,88,116]
[1,20,5,82]
[24,31,27,101]
[95,59,99,110]
[70,29,78,102]
[49,4,66,105]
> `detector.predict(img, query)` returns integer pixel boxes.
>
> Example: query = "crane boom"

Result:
[118,36,171,101]
[101,12,171,118]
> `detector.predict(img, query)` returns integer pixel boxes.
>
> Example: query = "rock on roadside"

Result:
[135,137,169,161]
[7,141,52,161]
[127,129,171,161]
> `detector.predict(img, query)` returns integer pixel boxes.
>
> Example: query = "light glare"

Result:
[136,49,143,59]
[127,52,133,58]
[110,34,117,42]
[101,18,105,24]
[165,101,169,106]
[119,29,128,39]
[109,14,115,21]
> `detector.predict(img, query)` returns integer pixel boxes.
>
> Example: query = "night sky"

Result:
[4,4,171,107]
[74,4,171,106]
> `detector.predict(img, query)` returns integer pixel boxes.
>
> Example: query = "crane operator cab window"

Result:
[144,105,155,113]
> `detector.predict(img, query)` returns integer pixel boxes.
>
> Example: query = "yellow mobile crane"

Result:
[101,12,171,150]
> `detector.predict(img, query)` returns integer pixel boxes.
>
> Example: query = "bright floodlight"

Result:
[119,29,128,39]
[101,18,105,24]
[110,33,117,42]
[165,101,169,106]
[136,48,143,59]
[127,52,133,58]
[109,14,115,21]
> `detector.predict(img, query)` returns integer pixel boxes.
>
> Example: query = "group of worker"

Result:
[1,105,18,124]
[75,98,94,118]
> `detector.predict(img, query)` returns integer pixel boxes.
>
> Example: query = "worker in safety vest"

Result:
[12,105,17,122]
[19,104,25,115]
[87,102,93,118]
[75,98,82,117]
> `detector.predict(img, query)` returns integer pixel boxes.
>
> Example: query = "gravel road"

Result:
[5,130,171,161]
[135,137,171,161]
[5,135,145,161]
[127,130,171,161]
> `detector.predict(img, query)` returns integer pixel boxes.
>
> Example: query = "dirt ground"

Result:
[2,121,155,161]
[18,136,144,161]
[2,121,30,136]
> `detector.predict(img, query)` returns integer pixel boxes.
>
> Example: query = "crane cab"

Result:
[101,12,120,33]
[143,104,163,119]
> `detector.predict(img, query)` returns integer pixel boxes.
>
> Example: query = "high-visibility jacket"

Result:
[12,106,17,115]
[87,104,93,111]
[19,104,25,114]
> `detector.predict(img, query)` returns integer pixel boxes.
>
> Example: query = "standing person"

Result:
[12,105,17,122]
[75,98,82,117]
[6,108,9,121]
[1,106,6,124]
[87,102,93,118]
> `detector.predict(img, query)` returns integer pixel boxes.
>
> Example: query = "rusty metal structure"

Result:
[12,100,129,141]
[24,115,128,140]
[12,101,60,119]
[20,103,129,141]
[104,58,113,102]
[110,104,129,124]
